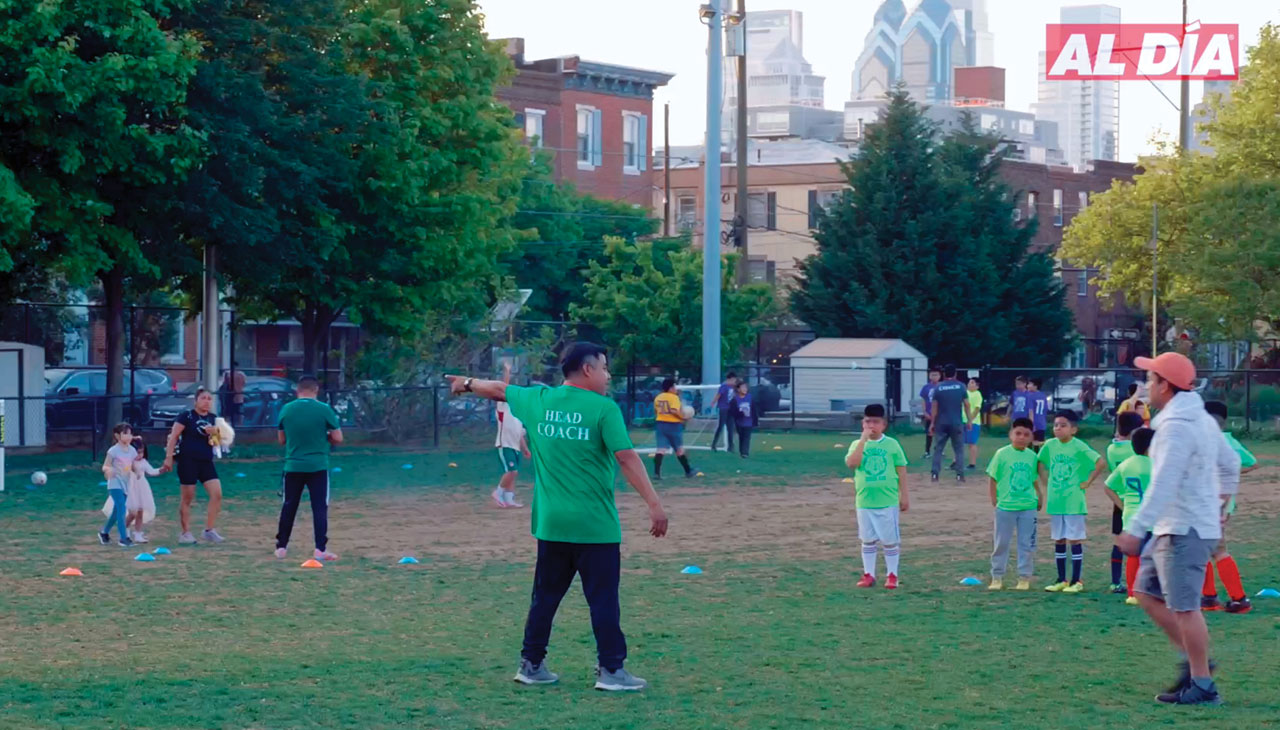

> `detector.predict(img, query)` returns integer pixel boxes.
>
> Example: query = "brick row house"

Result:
[495,38,673,207]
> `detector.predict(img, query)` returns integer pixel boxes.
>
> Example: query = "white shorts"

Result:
[857,506,901,545]
[1050,514,1087,541]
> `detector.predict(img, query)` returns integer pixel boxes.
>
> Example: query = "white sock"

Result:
[861,544,878,577]
[885,545,901,576]
[503,490,515,503]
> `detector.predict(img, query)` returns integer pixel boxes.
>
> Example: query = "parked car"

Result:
[150,377,295,428]
[44,368,174,430]
[1051,373,1118,417]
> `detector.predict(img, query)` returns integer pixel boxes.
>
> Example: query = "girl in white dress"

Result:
[103,437,164,543]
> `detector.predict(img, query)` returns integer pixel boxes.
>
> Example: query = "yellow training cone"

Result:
[59,567,83,577]
[773,446,783,450]
[300,559,324,569]
[834,444,845,448]
[842,477,855,484]
[448,462,458,468]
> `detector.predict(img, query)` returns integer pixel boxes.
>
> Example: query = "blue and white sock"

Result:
[1055,545,1068,582]
[1070,543,1084,584]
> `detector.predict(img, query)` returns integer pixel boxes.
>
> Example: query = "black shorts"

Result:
[177,459,218,485]
[1111,505,1124,535]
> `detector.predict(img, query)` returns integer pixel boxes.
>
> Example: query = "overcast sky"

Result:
[477,0,1274,161]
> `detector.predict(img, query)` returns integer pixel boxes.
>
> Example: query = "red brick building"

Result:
[496,39,673,206]
[1000,159,1146,367]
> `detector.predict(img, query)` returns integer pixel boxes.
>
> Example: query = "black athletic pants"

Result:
[522,540,626,672]
[737,425,753,456]
[713,408,736,451]
[931,423,965,477]
[276,470,330,551]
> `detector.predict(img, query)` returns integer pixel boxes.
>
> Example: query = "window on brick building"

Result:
[577,106,601,169]
[524,109,545,148]
[622,112,648,173]
[1053,188,1064,226]
[676,194,697,231]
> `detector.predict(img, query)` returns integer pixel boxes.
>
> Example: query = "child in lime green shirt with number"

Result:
[1104,427,1153,605]
[1104,411,1145,593]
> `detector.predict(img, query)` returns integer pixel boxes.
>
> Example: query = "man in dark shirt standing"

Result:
[930,364,969,483]
[710,372,739,453]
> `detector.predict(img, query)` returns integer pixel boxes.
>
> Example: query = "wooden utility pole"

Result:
[664,102,671,236]
[1178,0,1191,152]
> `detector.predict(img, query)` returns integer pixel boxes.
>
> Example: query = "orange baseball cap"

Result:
[1134,352,1196,391]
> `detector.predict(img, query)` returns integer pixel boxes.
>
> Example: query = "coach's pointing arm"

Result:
[446,375,509,401]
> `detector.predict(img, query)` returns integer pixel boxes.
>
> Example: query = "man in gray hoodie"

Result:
[1118,352,1239,706]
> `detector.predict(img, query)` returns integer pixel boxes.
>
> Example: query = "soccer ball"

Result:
[680,405,696,420]
[31,471,48,486]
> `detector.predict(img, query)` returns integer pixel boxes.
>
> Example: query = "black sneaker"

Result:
[1225,597,1253,614]
[1201,595,1223,612]
[956,473,966,483]
[930,473,939,482]
[119,537,135,548]
[1158,680,1222,706]
[966,464,976,471]
[685,469,697,479]
[922,451,931,459]
[1161,660,1217,697]
[98,532,111,545]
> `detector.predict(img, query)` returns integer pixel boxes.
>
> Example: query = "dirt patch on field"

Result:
[334,462,1280,566]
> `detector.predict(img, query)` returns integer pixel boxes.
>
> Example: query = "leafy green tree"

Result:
[0,0,204,435]
[792,87,1073,366]
[1063,24,1280,343]
[572,237,777,369]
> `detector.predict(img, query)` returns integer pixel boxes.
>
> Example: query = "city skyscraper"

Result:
[723,9,835,141]
[1032,5,1121,169]
[851,0,993,104]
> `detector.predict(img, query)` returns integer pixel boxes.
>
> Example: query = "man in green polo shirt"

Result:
[275,376,343,562]
[448,342,668,692]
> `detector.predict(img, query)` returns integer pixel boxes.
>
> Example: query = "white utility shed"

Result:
[789,338,928,413]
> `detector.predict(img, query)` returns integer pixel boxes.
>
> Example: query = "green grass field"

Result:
[2,429,1279,729]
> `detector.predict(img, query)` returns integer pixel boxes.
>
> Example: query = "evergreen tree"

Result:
[792,86,1074,366]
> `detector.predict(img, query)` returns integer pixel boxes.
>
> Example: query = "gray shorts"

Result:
[655,421,684,452]
[1135,528,1216,612]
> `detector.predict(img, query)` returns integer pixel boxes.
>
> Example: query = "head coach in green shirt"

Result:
[448,342,668,692]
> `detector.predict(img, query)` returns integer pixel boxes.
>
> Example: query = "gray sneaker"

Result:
[178,532,197,544]
[514,659,559,685]
[202,528,225,544]
[594,666,647,692]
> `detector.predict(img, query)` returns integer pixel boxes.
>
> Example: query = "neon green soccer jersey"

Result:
[986,444,1039,511]
[1037,437,1101,515]
[846,436,908,509]
[1106,439,1135,471]
[1104,454,1151,531]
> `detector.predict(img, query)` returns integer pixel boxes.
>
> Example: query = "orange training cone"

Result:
[60,567,83,576]
[300,559,324,569]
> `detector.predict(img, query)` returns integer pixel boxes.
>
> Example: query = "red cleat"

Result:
[856,573,876,588]
[885,573,899,590]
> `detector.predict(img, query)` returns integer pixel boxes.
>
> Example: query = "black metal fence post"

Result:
[1244,368,1252,433]
[432,386,440,448]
